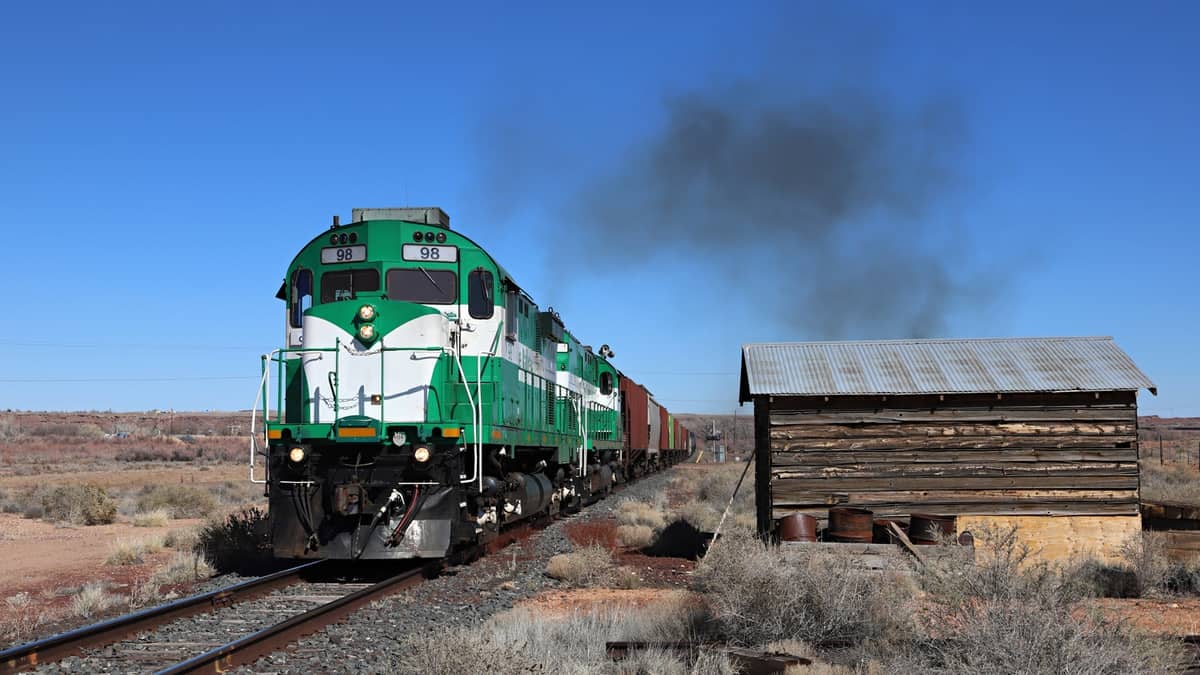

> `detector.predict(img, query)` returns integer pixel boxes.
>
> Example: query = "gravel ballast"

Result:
[30,468,678,674]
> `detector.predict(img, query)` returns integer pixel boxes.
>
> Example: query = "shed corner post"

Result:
[753,395,772,540]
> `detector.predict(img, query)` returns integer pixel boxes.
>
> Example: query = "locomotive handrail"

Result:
[263,344,445,430]
[249,349,283,485]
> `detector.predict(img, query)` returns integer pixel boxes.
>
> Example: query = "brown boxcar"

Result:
[619,374,650,477]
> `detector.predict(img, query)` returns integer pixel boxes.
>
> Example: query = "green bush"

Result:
[41,484,117,525]
[137,485,218,518]
[197,506,272,575]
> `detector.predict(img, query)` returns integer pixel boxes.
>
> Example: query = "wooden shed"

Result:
[739,337,1157,562]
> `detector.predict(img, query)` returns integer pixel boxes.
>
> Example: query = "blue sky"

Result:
[0,1,1195,416]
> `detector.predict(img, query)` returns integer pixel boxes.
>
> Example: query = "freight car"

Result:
[252,207,690,560]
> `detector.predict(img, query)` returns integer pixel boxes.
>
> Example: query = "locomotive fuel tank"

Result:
[502,472,554,521]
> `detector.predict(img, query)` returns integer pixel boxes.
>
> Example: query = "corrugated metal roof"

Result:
[739,337,1156,401]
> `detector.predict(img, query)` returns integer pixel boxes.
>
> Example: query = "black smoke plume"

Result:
[477,79,989,340]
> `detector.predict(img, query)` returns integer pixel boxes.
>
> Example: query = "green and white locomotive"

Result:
[253,207,688,560]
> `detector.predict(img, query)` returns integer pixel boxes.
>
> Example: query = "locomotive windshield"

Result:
[386,268,457,304]
[320,269,380,303]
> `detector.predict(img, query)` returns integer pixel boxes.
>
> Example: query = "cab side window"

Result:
[600,372,613,396]
[468,269,495,319]
[504,287,518,340]
[290,269,312,328]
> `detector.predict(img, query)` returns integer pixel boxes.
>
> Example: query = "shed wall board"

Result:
[956,515,1141,564]
[763,395,1140,521]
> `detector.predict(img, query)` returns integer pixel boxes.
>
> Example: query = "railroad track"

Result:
[0,560,432,674]
[0,473,647,674]
[0,501,583,674]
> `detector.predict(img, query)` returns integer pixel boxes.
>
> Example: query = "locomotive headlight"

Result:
[288,447,306,463]
[357,304,376,322]
[413,445,431,463]
[357,323,376,342]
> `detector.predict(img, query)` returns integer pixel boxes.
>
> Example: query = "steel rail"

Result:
[157,564,434,674]
[0,560,326,674]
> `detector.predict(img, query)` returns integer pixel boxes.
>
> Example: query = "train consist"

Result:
[253,207,692,560]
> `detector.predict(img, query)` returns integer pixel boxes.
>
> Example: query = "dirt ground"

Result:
[0,512,199,599]
[3,432,1200,649]
[0,463,254,643]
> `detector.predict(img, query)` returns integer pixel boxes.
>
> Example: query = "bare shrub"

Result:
[545,545,615,586]
[71,582,118,619]
[197,506,272,574]
[1062,557,1140,598]
[137,485,218,518]
[918,525,1071,606]
[1119,531,1172,596]
[911,525,1181,674]
[0,592,42,643]
[0,487,39,514]
[919,603,1179,674]
[41,484,117,525]
[26,422,104,438]
[694,530,914,649]
[616,524,655,548]
[211,480,265,505]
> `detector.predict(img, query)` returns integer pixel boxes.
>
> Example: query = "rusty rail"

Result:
[158,563,435,674]
[0,560,326,674]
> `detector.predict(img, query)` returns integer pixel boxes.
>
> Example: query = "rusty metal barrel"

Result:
[827,507,874,542]
[872,519,907,544]
[909,513,957,544]
[778,513,818,542]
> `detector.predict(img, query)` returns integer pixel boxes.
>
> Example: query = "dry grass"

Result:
[1140,460,1200,506]
[152,551,214,586]
[616,524,655,548]
[388,596,728,674]
[105,537,164,566]
[132,508,172,527]
[71,582,119,619]
[546,545,616,586]
[676,500,722,532]
[616,499,667,530]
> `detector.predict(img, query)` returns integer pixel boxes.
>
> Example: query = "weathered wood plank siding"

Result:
[766,391,1140,519]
